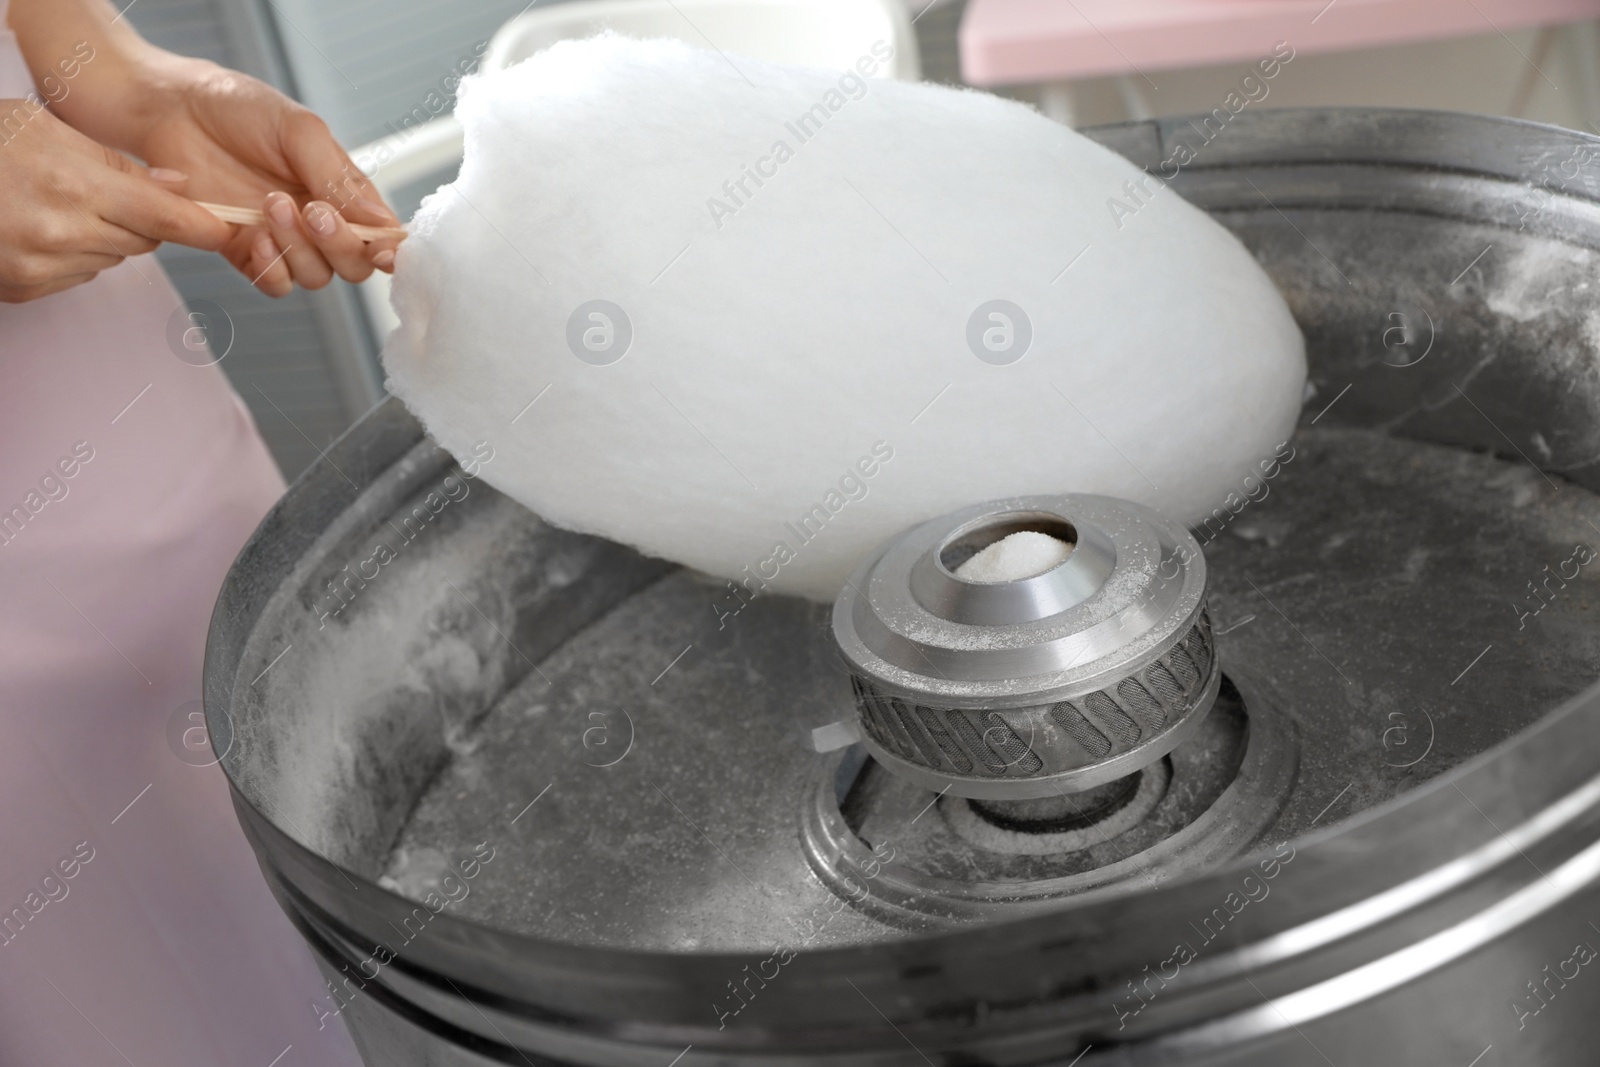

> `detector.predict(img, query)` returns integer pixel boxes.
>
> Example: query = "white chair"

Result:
[356,0,921,340]
[486,0,918,78]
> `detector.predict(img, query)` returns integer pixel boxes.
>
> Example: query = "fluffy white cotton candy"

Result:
[954,532,1074,583]
[383,36,1305,602]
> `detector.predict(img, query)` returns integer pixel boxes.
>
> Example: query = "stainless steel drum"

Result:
[205,109,1600,1066]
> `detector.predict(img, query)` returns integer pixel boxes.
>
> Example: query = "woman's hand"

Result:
[7,0,401,299]
[123,58,402,298]
[0,101,232,303]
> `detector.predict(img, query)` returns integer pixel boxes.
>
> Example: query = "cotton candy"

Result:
[382,35,1305,602]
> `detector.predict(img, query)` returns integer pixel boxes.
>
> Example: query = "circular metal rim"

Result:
[802,670,1299,926]
[913,507,1118,624]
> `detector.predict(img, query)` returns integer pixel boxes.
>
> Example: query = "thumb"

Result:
[100,166,234,252]
[57,127,233,251]
[96,143,197,203]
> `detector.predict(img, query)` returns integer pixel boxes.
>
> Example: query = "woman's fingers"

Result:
[98,164,234,252]
[278,107,402,269]
[52,250,128,275]
[146,167,191,188]
[346,195,402,229]
[0,246,122,301]
[42,196,161,259]
[263,190,334,290]
[33,176,164,260]
[59,131,235,251]
[305,199,388,283]
[0,105,153,301]
[0,270,103,305]
[246,228,294,298]
[45,118,231,253]
[227,199,371,299]
[280,110,386,216]
[345,197,402,274]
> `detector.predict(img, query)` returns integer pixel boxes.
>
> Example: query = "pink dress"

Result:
[0,13,364,1066]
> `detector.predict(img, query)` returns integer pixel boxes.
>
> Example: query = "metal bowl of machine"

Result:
[206,109,1600,1066]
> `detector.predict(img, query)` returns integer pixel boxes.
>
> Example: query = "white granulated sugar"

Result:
[954,531,1073,583]
[383,35,1306,602]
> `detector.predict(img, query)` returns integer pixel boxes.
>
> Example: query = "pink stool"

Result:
[960,0,1600,124]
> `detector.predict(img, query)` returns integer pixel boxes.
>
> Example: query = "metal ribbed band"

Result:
[850,610,1218,798]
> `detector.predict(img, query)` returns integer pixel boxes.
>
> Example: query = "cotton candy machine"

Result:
[207,109,1600,1066]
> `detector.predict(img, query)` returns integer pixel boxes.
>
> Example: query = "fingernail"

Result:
[372,248,396,269]
[266,193,296,229]
[255,234,278,261]
[305,201,337,237]
[148,167,188,183]
[357,197,398,222]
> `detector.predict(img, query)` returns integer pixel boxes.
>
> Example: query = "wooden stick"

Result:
[196,201,407,243]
